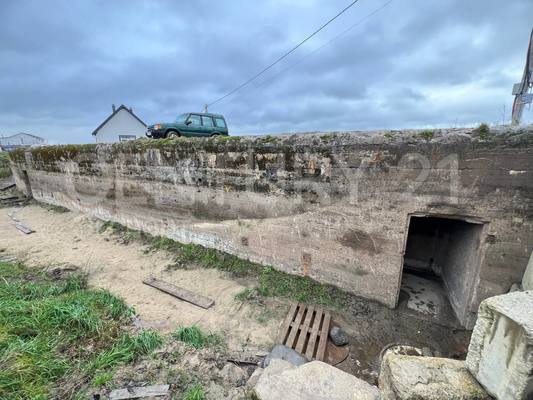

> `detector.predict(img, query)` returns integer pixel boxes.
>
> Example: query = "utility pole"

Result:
[512,27,533,125]
[204,104,208,113]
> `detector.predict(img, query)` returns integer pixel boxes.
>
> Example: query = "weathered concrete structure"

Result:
[9,126,533,328]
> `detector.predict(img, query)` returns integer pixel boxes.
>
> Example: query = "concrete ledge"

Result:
[466,290,533,400]
[379,353,490,400]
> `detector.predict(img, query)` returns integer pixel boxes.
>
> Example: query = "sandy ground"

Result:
[0,203,284,351]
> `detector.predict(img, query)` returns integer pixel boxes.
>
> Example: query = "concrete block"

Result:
[379,353,490,400]
[466,290,533,400]
[254,359,380,400]
[522,252,533,290]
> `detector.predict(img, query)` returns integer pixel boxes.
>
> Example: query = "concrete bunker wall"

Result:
[9,128,533,328]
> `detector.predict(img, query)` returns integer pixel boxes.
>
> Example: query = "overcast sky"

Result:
[1,0,532,144]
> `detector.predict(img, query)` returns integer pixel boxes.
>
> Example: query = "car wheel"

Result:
[166,131,180,139]
[210,133,220,137]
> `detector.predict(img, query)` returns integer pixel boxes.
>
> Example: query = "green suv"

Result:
[146,112,229,138]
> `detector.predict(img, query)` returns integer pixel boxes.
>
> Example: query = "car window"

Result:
[176,113,188,122]
[214,117,226,128]
[188,114,201,126]
[202,116,214,127]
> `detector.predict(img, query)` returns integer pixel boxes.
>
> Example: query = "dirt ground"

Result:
[0,203,285,352]
[0,201,472,387]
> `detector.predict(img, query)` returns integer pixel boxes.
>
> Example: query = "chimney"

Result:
[112,104,116,112]
[129,107,133,112]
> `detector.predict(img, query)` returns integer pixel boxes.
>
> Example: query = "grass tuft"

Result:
[182,383,206,400]
[419,130,434,140]
[88,330,163,372]
[477,123,490,139]
[91,372,113,387]
[172,326,223,349]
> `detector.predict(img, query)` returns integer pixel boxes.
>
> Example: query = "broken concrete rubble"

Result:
[261,344,308,368]
[379,353,490,400]
[254,359,380,400]
[466,290,533,400]
[219,363,248,387]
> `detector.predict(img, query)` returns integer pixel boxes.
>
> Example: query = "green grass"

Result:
[172,326,223,349]
[261,135,278,144]
[213,135,242,142]
[0,168,11,179]
[91,372,113,387]
[0,261,162,399]
[38,203,70,213]
[87,330,163,372]
[419,130,434,140]
[102,222,349,308]
[477,123,490,139]
[182,384,206,400]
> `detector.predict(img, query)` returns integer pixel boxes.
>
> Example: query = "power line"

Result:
[207,0,362,108]
[249,0,393,94]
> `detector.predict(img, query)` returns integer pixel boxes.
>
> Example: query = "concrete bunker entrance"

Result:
[400,215,483,326]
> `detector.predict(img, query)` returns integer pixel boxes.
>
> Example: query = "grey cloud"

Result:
[0,0,532,142]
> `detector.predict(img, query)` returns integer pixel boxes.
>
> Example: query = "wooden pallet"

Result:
[277,303,331,361]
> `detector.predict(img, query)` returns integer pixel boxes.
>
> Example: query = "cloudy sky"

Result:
[1,0,532,144]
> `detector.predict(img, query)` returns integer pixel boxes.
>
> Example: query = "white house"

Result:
[0,132,46,151]
[92,104,147,143]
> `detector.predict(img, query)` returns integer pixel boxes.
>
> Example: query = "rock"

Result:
[329,325,349,346]
[466,290,533,400]
[261,344,308,368]
[421,347,433,357]
[246,367,264,387]
[379,353,490,400]
[219,363,248,387]
[509,282,522,292]
[254,359,380,400]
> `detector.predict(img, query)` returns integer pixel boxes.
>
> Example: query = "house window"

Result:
[119,135,136,142]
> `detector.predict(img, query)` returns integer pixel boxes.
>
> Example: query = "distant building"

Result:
[92,104,147,143]
[0,132,46,151]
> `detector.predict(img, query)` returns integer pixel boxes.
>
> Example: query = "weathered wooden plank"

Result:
[277,302,298,343]
[109,384,170,400]
[15,223,34,234]
[295,305,315,354]
[0,183,15,191]
[305,307,323,360]
[143,277,214,309]
[316,311,331,361]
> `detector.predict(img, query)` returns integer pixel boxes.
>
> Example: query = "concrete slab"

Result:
[466,290,533,400]
[379,353,490,400]
[254,359,380,400]
[401,273,446,318]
